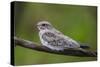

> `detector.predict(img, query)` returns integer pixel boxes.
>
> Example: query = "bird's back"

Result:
[39,29,80,51]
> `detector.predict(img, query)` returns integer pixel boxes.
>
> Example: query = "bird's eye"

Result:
[42,24,46,26]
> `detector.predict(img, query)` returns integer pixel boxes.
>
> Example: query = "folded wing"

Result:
[42,31,80,49]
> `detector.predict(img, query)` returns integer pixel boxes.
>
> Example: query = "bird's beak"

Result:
[32,24,38,31]
[36,24,40,31]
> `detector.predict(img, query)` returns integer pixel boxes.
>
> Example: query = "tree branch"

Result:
[14,36,97,57]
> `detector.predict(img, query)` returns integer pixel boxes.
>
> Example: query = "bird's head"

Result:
[37,21,53,31]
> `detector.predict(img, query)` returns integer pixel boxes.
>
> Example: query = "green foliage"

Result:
[14,2,97,65]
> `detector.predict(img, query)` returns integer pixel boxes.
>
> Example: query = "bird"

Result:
[37,21,89,51]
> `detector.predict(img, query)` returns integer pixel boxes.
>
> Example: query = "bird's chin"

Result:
[39,27,46,30]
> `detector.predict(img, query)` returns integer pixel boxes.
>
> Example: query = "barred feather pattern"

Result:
[37,21,81,51]
[39,30,80,51]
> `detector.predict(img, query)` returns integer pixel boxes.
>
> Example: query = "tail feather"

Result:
[80,43,90,49]
[78,48,97,57]
[80,45,90,49]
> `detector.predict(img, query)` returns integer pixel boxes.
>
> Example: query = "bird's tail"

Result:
[78,48,97,57]
[80,45,90,49]
[80,43,90,49]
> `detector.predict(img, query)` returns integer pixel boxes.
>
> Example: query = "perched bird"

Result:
[37,21,89,51]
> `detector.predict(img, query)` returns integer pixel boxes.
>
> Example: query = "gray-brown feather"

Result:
[42,32,79,49]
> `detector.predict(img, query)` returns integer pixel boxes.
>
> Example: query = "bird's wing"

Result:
[42,31,80,48]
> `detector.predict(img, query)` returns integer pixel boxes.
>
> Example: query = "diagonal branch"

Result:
[14,36,97,57]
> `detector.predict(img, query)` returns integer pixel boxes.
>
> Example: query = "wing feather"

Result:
[42,32,79,48]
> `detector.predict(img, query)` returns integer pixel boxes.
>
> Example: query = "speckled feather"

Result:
[37,21,80,51]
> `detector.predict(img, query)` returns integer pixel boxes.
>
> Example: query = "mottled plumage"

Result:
[37,21,85,51]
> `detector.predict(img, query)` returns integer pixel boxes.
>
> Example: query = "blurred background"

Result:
[14,1,97,66]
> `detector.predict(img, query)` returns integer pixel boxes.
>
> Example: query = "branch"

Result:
[14,37,97,57]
